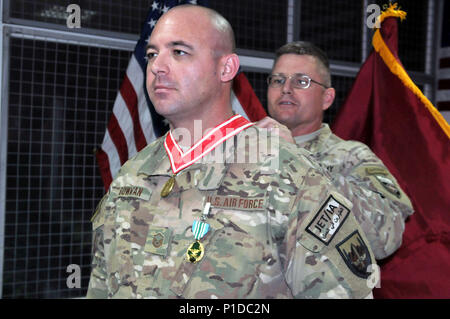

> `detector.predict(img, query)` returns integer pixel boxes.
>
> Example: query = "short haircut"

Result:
[170,4,235,54]
[274,41,331,87]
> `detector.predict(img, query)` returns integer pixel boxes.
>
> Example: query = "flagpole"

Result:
[424,0,435,100]
[433,0,445,106]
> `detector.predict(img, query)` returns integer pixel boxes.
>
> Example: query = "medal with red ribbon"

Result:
[161,114,253,197]
[161,114,254,263]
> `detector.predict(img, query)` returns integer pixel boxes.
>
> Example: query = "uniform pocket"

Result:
[140,226,172,277]
[297,233,325,253]
[195,209,267,285]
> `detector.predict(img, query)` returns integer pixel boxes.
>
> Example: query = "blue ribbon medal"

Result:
[192,220,210,240]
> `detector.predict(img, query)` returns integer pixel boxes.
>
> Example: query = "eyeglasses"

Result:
[267,73,329,89]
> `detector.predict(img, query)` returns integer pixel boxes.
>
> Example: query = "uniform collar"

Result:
[294,123,332,153]
[136,130,247,191]
[164,114,253,174]
[137,134,172,176]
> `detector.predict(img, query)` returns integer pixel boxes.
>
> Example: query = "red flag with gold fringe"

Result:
[331,4,450,298]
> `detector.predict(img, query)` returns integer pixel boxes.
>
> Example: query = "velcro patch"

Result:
[365,167,388,176]
[356,165,403,199]
[206,195,266,211]
[145,226,172,257]
[306,195,350,245]
[117,186,151,200]
[336,230,372,279]
[373,175,401,199]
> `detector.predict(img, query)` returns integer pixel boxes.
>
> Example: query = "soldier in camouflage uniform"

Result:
[87,5,377,298]
[258,41,414,260]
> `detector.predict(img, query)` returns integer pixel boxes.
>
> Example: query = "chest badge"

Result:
[336,230,372,279]
[186,202,211,263]
[161,175,176,198]
[152,233,164,248]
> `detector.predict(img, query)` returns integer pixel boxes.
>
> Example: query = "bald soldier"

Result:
[257,41,414,260]
[87,6,378,298]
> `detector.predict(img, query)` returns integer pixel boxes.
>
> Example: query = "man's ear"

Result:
[322,87,336,111]
[220,53,240,82]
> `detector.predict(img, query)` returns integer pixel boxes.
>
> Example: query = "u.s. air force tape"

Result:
[205,195,266,211]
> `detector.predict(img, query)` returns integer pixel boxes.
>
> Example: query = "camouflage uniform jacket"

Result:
[87,126,377,299]
[294,124,414,260]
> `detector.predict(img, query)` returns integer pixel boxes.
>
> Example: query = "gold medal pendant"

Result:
[161,175,175,198]
[186,241,204,263]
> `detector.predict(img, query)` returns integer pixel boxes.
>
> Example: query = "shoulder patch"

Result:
[373,174,401,198]
[357,165,402,199]
[365,167,388,176]
[336,230,372,279]
[306,195,350,245]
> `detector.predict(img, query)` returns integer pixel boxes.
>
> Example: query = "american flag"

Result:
[437,0,450,123]
[96,0,267,190]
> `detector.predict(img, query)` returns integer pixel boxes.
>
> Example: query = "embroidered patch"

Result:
[117,186,151,200]
[336,230,372,279]
[363,166,401,198]
[374,175,401,198]
[306,195,350,245]
[145,227,172,257]
[206,195,266,211]
[152,233,164,248]
[365,167,388,176]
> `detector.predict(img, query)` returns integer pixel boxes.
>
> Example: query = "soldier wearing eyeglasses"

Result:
[258,41,414,260]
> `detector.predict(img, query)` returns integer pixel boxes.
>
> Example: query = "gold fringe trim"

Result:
[372,4,450,139]
[377,3,407,25]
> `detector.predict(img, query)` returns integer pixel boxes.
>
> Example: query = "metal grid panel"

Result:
[245,71,270,113]
[325,75,356,125]
[10,0,289,52]
[3,37,130,298]
[299,0,363,63]
[9,0,150,35]
[210,0,288,52]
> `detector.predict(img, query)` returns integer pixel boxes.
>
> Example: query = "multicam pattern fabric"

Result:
[87,126,376,299]
[295,124,414,260]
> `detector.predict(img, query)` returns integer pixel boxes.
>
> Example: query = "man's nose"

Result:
[149,52,169,75]
[281,78,293,94]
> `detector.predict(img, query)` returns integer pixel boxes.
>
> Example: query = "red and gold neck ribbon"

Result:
[164,114,254,174]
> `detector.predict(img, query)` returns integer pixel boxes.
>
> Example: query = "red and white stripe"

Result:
[164,114,254,174]
[97,55,152,188]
